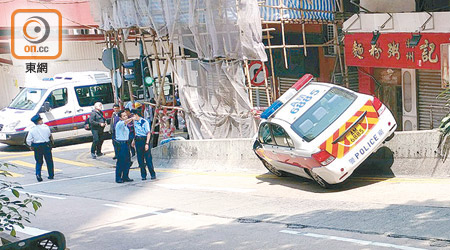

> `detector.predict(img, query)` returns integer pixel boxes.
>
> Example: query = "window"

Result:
[45,88,68,109]
[291,87,357,142]
[259,123,274,145]
[272,124,294,148]
[8,88,46,110]
[75,83,114,107]
[325,24,336,56]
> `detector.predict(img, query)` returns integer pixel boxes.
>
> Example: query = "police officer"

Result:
[131,109,156,180]
[115,110,135,183]
[109,104,121,160]
[26,114,54,182]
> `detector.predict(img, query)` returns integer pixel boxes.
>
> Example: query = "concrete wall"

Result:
[152,138,262,172]
[153,130,450,178]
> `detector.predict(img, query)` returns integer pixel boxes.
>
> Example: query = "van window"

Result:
[45,88,68,109]
[272,124,294,148]
[291,87,357,142]
[8,88,46,110]
[75,83,113,107]
[259,123,275,145]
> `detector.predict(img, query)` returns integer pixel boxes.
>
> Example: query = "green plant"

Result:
[0,162,42,236]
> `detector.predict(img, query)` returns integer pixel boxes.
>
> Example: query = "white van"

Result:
[0,71,115,146]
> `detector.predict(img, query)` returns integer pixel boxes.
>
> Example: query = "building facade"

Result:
[344,12,450,131]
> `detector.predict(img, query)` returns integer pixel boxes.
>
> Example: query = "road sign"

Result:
[249,61,269,87]
[102,48,124,70]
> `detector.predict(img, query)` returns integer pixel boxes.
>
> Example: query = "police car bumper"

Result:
[313,111,397,185]
[0,131,28,146]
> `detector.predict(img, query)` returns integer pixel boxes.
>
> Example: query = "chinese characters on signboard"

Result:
[345,33,446,71]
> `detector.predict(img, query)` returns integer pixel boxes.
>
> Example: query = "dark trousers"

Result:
[128,133,136,156]
[116,141,131,182]
[135,137,156,179]
[112,132,118,157]
[32,142,54,178]
[91,129,104,155]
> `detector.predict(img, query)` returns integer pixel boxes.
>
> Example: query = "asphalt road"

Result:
[1,139,450,250]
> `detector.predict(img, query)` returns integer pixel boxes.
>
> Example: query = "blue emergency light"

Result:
[260,74,313,120]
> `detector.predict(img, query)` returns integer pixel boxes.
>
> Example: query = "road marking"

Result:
[351,177,450,184]
[156,169,450,184]
[0,152,34,160]
[104,204,163,215]
[9,160,62,172]
[53,157,94,167]
[280,230,426,250]
[3,171,24,177]
[155,183,255,193]
[18,190,66,200]
[103,203,194,220]
[15,226,50,236]
[21,171,114,187]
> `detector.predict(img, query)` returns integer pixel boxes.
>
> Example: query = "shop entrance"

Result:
[373,68,403,131]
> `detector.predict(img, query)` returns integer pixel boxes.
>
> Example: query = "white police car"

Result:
[253,74,397,188]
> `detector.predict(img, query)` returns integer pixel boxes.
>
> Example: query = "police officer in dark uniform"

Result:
[26,114,54,182]
[114,110,136,183]
[131,109,156,180]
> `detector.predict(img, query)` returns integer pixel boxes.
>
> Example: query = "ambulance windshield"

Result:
[291,87,357,142]
[8,88,46,110]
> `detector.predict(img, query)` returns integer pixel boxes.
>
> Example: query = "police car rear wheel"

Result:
[262,160,285,177]
[306,169,330,189]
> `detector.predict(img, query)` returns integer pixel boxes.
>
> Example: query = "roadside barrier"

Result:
[153,130,450,177]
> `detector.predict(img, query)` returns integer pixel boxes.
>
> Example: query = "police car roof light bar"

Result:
[260,74,314,120]
[292,74,314,91]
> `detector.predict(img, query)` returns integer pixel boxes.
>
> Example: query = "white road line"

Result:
[21,171,115,187]
[18,190,66,200]
[155,183,255,193]
[280,230,426,250]
[15,226,50,237]
[103,204,195,220]
[103,204,163,215]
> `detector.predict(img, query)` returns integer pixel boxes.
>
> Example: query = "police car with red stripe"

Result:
[253,74,397,188]
[0,72,114,146]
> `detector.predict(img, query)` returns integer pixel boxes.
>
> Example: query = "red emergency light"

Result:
[292,74,314,91]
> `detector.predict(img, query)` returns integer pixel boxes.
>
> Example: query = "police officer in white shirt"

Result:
[26,114,54,182]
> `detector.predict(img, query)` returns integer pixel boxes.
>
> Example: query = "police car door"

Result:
[40,87,76,139]
[257,123,279,165]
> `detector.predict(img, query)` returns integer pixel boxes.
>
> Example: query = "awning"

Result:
[260,0,336,22]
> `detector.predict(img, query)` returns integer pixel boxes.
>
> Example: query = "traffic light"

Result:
[122,59,142,86]
[141,59,154,87]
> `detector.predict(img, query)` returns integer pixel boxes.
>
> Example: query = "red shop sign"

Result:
[344,33,450,70]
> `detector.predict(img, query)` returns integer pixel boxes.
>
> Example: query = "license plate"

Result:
[0,133,6,140]
[346,124,366,144]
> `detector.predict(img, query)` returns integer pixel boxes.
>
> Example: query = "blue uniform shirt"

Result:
[134,118,150,137]
[115,120,130,141]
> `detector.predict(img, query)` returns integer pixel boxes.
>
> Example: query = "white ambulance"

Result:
[0,71,114,146]
[253,74,397,188]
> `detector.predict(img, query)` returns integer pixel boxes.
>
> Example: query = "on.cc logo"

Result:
[22,16,50,44]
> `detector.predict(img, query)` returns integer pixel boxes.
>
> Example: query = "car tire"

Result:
[261,159,285,177]
[306,169,330,189]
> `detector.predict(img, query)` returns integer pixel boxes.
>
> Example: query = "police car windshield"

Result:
[291,87,357,142]
[8,88,46,110]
